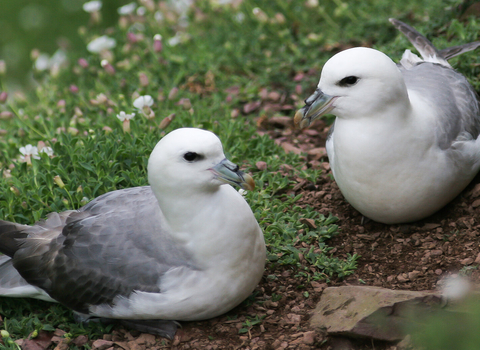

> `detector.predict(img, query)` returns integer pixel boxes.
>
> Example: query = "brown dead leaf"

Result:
[268,116,292,128]
[72,335,89,347]
[262,103,284,112]
[259,88,268,100]
[256,114,268,128]
[136,333,156,347]
[91,339,114,350]
[113,341,130,350]
[267,91,281,101]
[470,183,480,197]
[293,72,305,81]
[24,331,53,350]
[225,86,240,95]
[127,339,145,350]
[300,218,317,229]
[243,101,261,114]
[231,109,240,118]
[256,161,267,171]
[53,339,70,350]
[21,339,45,350]
[280,142,302,155]
[295,84,303,95]
[307,147,327,159]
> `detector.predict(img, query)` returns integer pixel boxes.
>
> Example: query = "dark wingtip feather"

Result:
[439,42,480,60]
[389,18,446,64]
[390,18,480,63]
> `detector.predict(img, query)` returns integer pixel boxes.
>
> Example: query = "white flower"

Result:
[168,32,184,46]
[83,0,102,13]
[87,35,116,53]
[252,7,268,22]
[39,147,54,157]
[19,145,40,161]
[133,95,154,109]
[154,11,164,22]
[117,111,135,133]
[35,54,51,71]
[34,50,67,71]
[211,0,233,5]
[117,2,137,15]
[136,6,146,16]
[116,111,135,121]
[50,50,67,66]
[238,189,247,196]
[234,12,245,23]
[170,0,193,16]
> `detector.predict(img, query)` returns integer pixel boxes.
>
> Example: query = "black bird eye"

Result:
[183,152,199,162]
[338,76,359,86]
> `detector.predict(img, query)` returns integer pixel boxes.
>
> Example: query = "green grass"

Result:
[0,0,479,346]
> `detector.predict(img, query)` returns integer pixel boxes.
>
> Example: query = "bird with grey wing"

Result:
[0,128,266,339]
[294,18,480,224]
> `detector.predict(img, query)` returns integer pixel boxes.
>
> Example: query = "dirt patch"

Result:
[278,118,480,293]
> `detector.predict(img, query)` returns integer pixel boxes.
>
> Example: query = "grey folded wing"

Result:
[390,18,480,148]
[10,186,196,314]
[401,62,480,150]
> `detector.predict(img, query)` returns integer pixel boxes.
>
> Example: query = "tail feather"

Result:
[0,255,55,302]
[0,221,29,257]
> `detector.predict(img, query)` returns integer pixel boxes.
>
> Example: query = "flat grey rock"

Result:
[310,286,441,341]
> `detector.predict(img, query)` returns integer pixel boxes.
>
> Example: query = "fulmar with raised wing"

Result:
[294,19,480,224]
[0,128,266,338]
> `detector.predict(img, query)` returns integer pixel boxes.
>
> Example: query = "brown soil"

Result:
[73,117,480,350]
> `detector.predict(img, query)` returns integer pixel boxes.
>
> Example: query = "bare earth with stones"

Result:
[11,79,480,350]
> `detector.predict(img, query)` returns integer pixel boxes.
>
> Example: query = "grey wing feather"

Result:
[390,18,480,148]
[5,186,195,313]
[401,63,480,148]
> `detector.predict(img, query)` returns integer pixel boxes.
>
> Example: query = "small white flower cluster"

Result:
[116,95,157,133]
[116,111,135,122]
[19,144,53,164]
[118,2,137,15]
[83,1,102,25]
[34,50,67,73]
[133,95,154,110]
[87,36,116,53]
[133,95,155,119]
[82,0,102,13]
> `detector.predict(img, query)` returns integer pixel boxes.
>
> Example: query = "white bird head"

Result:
[295,47,409,128]
[148,128,254,197]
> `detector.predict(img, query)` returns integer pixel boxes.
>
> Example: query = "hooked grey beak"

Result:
[210,159,255,191]
[294,89,337,129]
